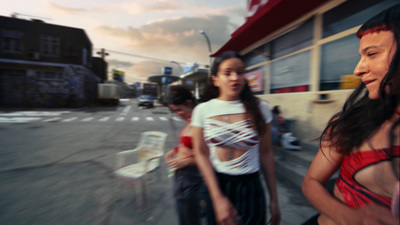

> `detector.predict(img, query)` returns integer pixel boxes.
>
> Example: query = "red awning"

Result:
[212,0,330,56]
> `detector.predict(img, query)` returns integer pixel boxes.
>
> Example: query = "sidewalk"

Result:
[0,152,317,225]
[109,168,317,225]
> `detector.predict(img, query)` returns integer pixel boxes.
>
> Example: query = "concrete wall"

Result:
[259,89,353,145]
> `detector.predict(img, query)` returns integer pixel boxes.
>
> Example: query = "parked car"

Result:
[138,95,154,108]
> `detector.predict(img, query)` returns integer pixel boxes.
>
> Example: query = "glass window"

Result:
[323,0,398,38]
[320,34,360,91]
[270,50,310,94]
[270,18,314,59]
[41,35,60,56]
[243,44,270,66]
[1,30,23,53]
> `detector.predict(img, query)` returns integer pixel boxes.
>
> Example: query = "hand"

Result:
[165,149,177,164]
[213,196,241,225]
[167,158,187,171]
[343,205,400,225]
[268,200,281,225]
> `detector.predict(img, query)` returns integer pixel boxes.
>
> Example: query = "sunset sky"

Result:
[0,0,247,83]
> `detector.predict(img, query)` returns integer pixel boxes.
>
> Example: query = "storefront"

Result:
[212,0,399,144]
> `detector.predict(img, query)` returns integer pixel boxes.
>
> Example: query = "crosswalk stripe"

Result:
[99,117,109,122]
[1,116,186,123]
[82,117,94,122]
[172,117,181,121]
[62,117,77,122]
[120,106,131,116]
[43,117,60,122]
[0,117,41,123]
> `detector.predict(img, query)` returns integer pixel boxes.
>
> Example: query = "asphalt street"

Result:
[0,99,317,225]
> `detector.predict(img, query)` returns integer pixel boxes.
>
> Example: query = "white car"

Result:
[138,95,154,108]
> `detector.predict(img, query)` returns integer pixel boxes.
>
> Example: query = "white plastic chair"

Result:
[114,131,168,210]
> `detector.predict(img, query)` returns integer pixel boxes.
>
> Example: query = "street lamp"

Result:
[200,30,212,76]
[170,61,183,75]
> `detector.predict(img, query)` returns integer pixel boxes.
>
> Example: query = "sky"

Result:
[0,0,248,84]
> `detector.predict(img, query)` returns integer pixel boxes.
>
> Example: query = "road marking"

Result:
[82,117,94,122]
[99,117,109,122]
[0,115,186,123]
[120,106,131,116]
[62,117,77,122]
[43,117,60,122]
[0,117,41,123]
[0,111,71,117]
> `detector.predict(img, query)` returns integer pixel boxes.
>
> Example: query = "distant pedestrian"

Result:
[271,105,285,146]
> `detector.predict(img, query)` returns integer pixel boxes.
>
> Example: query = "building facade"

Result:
[0,15,100,107]
[213,0,398,144]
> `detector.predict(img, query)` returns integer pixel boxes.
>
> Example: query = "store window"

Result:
[270,50,310,94]
[270,18,313,59]
[320,34,359,91]
[1,30,23,53]
[243,44,270,67]
[41,35,60,56]
[323,0,397,38]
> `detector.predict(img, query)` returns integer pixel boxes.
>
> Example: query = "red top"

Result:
[172,122,193,157]
[336,145,400,209]
[180,136,193,149]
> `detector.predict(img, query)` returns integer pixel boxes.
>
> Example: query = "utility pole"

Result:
[97,48,109,60]
[96,48,110,81]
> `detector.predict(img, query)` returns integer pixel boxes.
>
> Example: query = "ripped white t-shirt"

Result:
[191,99,272,175]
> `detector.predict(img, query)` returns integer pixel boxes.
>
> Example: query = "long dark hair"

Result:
[201,51,266,135]
[320,4,400,155]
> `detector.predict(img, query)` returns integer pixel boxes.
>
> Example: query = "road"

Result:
[0,99,317,225]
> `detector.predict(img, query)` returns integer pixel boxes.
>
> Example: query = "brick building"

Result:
[0,15,102,107]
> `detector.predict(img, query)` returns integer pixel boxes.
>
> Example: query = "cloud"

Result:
[106,58,169,83]
[96,15,237,61]
[121,0,183,15]
[46,0,87,14]
[46,0,115,15]
[120,0,246,18]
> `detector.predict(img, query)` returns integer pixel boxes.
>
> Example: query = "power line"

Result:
[93,48,205,67]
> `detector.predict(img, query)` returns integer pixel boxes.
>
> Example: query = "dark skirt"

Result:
[205,171,266,225]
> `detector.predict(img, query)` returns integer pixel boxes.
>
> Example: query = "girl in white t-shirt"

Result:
[191,51,281,225]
